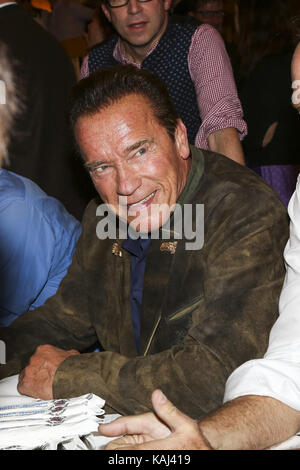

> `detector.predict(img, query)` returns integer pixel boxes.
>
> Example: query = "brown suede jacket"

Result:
[0,147,289,419]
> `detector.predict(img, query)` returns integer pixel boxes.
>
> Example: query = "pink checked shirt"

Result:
[81,24,247,149]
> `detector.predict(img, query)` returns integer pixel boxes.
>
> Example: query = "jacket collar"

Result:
[177,145,205,206]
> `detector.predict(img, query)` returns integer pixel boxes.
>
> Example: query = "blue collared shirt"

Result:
[122,236,151,353]
[0,170,81,326]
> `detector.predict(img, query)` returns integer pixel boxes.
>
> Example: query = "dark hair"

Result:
[187,0,223,11]
[0,44,20,165]
[290,13,300,40]
[238,0,300,76]
[70,65,179,141]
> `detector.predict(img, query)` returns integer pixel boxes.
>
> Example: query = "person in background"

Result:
[187,0,224,34]
[83,7,114,50]
[0,1,94,220]
[81,0,247,166]
[98,39,300,452]
[169,0,183,13]
[236,0,300,207]
[0,42,81,328]
[0,44,18,168]
[16,0,52,29]
[46,0,94,42]
[186,0,240,74]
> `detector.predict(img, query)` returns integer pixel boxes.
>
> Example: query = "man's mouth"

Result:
[128,21,147,30]
[128,190,156,208]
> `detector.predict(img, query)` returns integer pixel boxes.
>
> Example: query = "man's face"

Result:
[75,93,190,233]
[190,1,224,33]
[102,0,171,51]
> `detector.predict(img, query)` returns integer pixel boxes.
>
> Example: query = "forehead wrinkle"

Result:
[100,101,157,153]
[79,94,161,169]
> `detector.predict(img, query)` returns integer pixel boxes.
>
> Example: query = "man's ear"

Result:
[101,2,112,23]
[175,119,190,160]
[292,43,300,113]
[292,43,300,84]
[164,0,173,12]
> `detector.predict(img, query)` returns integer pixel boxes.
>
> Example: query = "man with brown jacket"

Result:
[0,66,289,420]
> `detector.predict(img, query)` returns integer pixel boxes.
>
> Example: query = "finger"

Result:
[105,434,145,450]
[17,369,25,392]
[18,365,38,384]
[106,438,177,451]
[18,369,25,382]
[17,369,33,396]
[99,412,155,437]
[151,389,194,432]
[105,439,130,450]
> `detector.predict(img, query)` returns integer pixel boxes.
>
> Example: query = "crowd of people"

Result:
[1,0,300,451]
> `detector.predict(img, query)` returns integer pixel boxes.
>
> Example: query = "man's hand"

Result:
[17,345,80,400]
[99,389,212,450]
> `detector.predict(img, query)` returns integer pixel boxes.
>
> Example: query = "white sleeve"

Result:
[224,176,300,411]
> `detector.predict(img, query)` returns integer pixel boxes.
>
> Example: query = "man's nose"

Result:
[127,0,143,14]
[116,165,142,196]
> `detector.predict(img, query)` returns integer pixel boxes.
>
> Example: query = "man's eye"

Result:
[136,147,147,157]
[93,165,109,175]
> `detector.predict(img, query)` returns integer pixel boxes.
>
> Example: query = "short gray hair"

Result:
[0,43,19,166]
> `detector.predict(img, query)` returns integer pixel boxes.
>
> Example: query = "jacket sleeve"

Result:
[53,187,289,418]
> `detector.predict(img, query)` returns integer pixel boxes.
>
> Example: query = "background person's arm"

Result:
[208,127,245,165]
[189,24,246,164]
[200,395,300,450]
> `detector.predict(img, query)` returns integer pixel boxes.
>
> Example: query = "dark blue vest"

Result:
[88,17,202,144]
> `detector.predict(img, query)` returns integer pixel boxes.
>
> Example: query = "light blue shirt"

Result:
[0,170,81,326]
